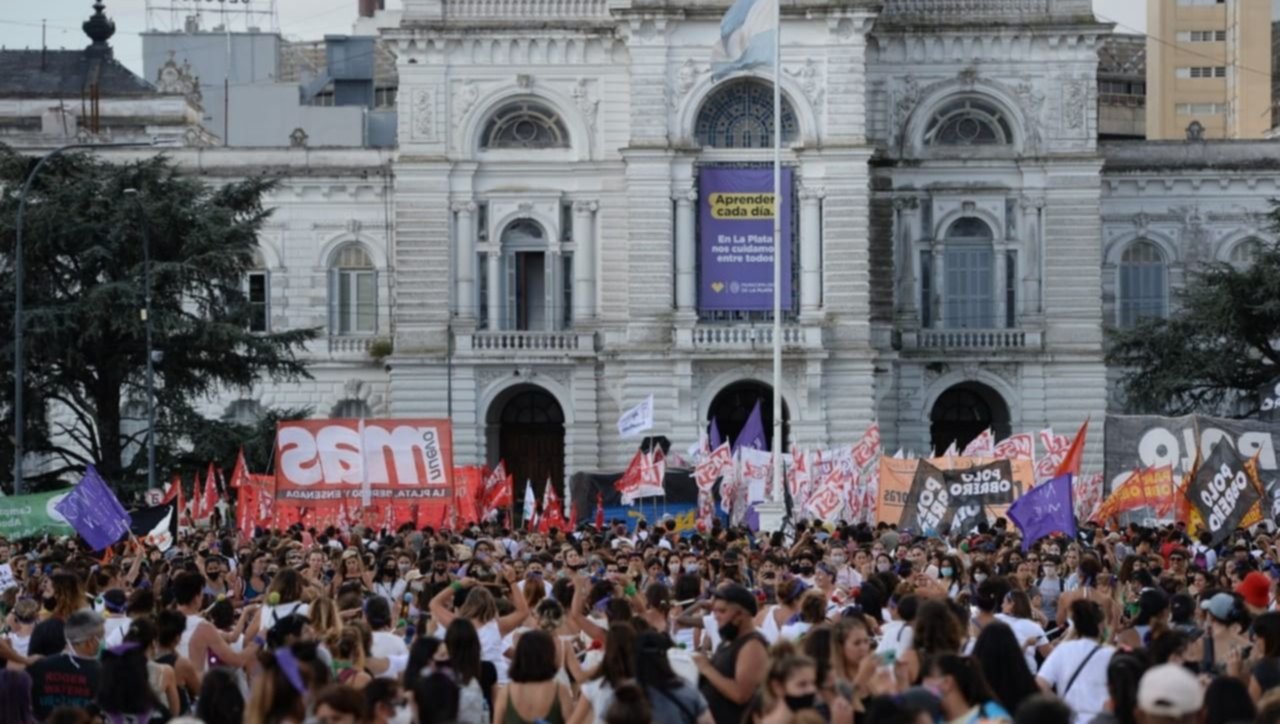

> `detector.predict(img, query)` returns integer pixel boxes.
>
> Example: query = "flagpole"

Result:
[770,0,784,526]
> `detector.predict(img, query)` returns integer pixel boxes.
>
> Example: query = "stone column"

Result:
[799,186,825,316]
[674,188,698,314]
[452,201,476,321]
[932,243,945,328]
[486,250,501,330]
[572,200,598,323]
[894,196,919,323]
[994,244,1007,328]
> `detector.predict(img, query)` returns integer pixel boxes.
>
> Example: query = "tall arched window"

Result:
[1118,241,1167,328]
[329,244,377,335]
[924,96,1015,147]
[480,101,570,150]
[695,80,798,148]
[943,218,995,328]
[499,220,559,331]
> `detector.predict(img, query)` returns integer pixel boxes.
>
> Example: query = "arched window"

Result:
[943,218,995,329]
[498,220,556,331]
[247,248,270,333]
[924,97,1015,147]
[331,399,371,419]
[1118,241,1167,328]
[480,101,570,150]
[1229,238,1263,267]
[329,244,377,335]
[695,80,798,149]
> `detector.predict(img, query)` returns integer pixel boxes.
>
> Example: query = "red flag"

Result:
[198,463,218,520]
[229,448,248,489]
[237,483,258,540]
[614,450,647,499]
[161,475,181,505]
[539,478,567,533]
[595,491,605,529]
[1055,420,1089,479]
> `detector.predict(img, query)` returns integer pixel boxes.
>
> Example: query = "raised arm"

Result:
[497,565,532,636]
[429,579,465,628]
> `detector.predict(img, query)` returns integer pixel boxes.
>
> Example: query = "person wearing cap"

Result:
[1198,592,1252,676]
[1238,571,1272,615]
[1135,663,1203,724]
[26,609,105,720]
[693,583,769,724]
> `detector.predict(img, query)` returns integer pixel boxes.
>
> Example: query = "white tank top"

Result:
[177,614,203,660]
[758,605,783,645]
[477,619,508,683]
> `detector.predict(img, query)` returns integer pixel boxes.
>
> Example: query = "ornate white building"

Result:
[9,0,1279,490]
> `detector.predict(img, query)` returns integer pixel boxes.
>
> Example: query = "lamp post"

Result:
[13,141,153,495]
[123,188,156,492]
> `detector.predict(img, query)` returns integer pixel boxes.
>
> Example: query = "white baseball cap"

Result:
[1137,664,1203,717]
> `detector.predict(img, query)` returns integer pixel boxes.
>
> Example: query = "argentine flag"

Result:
[711,0,776,80]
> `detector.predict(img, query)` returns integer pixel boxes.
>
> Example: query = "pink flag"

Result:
[962,429,995,458]
[993,433,1034,462]
[695,441,733,491]
[1036,429,1071,482]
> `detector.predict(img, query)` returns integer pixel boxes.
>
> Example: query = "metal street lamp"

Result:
[13,140,154,495]
[122,188,157,492]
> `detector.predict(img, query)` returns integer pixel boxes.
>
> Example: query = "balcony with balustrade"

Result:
[455,329,598,359]
[676,323,823,354]
[899,327,1043,354]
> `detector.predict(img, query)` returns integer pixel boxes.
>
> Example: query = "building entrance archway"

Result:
[929,381,1010,455]
[487,384,565,504]
[706,380,789,451]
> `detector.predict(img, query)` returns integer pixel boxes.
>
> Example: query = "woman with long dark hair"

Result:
[922,654,1010,724]
[433,617,488,724]
[493,629,573,724]
[971,621,1038,715]
[97,640,168,722]
[634,631,712,724]
[567,621,638,724]
[196,668,247,724]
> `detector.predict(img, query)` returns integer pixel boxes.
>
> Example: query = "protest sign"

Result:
[897,461,949,534]
[876,456,1033,525]
[129,502,177,552]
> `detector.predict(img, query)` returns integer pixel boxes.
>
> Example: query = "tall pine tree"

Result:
[0,148,317,493]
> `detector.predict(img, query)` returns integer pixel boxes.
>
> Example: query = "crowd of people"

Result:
[1,510,1279,724]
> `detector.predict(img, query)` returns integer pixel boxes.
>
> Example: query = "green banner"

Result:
[0,489,75,539]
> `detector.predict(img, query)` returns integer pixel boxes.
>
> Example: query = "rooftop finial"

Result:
[83,1,116,57]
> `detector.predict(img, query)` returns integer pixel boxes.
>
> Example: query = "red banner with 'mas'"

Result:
[274,419,455,503]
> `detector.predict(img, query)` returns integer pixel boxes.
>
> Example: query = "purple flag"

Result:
[55,466,132,551]
[1007,474,1076,551]
[709,418,723,450]
[735,400,766,452]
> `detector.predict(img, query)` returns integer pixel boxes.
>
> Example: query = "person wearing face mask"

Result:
[26,609,106,721]
[921,654,1011,724]
[875,590,917,660]
[828,546,862,591]
[372,554,409,608]
[874,553,894,576]
[939,555,967,598]
[753,643,820,724]
[1036,555,1065,623]
[693,583,769,724]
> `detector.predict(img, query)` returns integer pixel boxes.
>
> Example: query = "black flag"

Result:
[898,461,949,535]
[129,502,178,552]
[1186,442,1260,547]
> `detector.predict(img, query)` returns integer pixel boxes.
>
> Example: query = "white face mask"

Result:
[389,704,414,724]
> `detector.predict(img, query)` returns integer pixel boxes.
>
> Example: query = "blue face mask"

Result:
[940,566,954,578]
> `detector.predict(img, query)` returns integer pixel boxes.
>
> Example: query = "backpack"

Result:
[1193,546,1208,570]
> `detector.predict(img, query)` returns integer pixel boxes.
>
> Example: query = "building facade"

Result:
[7,0,1280,492]
[1145,0,1272,140]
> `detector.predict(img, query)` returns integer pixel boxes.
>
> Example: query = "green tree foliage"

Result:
[1108,213,1280,416]
[0,148,317,493]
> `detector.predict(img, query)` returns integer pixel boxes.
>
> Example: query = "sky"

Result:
[0,0,1268,79]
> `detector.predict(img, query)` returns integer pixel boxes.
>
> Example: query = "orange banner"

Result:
[274,419,455,503]
[1094,466,1174,522]
[876,456,1036,525]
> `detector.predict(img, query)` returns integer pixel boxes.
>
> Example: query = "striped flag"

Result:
[711,0,776,80]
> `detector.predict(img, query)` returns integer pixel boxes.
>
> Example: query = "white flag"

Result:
[617,394,655,439]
